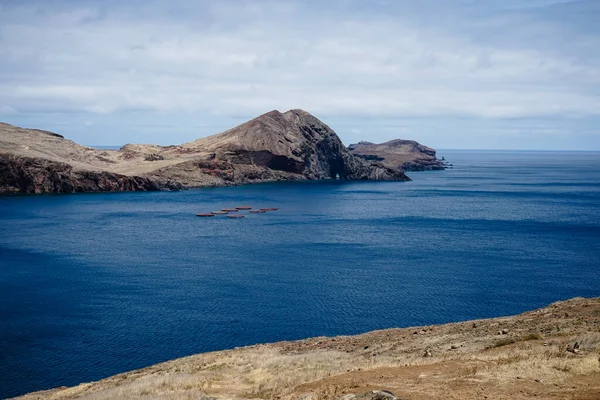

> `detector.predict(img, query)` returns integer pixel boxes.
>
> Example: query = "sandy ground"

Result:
[13,297,600,400]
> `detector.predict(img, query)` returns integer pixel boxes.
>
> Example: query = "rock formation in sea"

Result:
[348,139,448,172]
[0,110,409,194]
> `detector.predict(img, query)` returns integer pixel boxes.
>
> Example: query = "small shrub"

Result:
[576,333,600,350]
[145,153,164,161]
[489,338,517,349]
[553,364,572,373]
[520,334,543,341]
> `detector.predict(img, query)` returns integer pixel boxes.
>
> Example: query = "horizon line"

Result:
[87,145,600,152]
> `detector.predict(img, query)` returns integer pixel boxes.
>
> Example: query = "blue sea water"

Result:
[1,150,600,398]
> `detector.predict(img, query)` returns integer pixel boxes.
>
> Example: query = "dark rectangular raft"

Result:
[196,207,279,218]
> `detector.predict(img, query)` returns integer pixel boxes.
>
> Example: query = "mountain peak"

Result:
[0,111,410,194]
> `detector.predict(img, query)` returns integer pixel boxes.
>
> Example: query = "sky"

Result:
[0,0,599,150]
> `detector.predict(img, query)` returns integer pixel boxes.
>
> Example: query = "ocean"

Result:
[1,150,599,398]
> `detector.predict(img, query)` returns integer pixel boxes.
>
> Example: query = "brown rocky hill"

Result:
[0,110,409,194]
[13,297,600,400]
[349,140,447,172]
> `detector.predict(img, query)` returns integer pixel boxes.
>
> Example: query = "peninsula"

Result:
[0,110,444,194]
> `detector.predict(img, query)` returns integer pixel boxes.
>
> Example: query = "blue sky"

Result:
[0,0,598,149]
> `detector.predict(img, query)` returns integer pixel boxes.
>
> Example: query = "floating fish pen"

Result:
[197,206,278,218]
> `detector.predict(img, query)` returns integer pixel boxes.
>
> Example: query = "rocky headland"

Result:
[348,140,448,172]
[0,110,419,194]
[13,297,600,400]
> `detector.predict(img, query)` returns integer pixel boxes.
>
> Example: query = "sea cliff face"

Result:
[0,154,182,194]
[149,109,408,187]
[0,111,410,194]
[349,140,448,172]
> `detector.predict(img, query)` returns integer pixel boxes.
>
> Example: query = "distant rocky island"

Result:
[349,140,449,171]
[0,110,446,194]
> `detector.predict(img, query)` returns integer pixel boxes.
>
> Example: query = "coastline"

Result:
[13,297,600,400]
[0,111,417,195]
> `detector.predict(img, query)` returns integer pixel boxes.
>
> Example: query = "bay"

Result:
[1,150,599,398]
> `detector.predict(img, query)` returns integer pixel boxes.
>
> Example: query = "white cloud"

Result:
[0,0,598,148]
[0,105,17,115]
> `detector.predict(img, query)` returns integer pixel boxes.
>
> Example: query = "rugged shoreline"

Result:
[0,110,452,195]
[349,140,449,172]
[0,153,183,194]
[13,297,600,400]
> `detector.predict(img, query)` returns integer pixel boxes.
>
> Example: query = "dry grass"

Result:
[487,333,544,349]
[471,337,600,384]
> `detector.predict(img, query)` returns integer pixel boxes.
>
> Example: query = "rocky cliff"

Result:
[348,139,447,172]
[0,154,182,194]
[0,110,409,194]
[171,110,408,184]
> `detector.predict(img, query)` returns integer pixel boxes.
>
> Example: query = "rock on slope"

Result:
[349,140,447,172]
[0,110,409,194]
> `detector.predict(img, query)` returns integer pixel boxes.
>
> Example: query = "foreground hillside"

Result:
[0,110,422,194]
[15,297,600,400]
